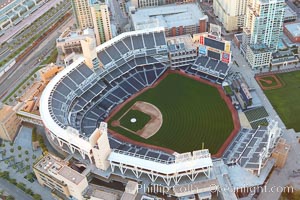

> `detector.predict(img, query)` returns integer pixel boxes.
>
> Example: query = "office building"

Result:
[56,28,96,56]
[242,0,285,69]
[0,104,21,141]
[90,1,112,45]
[71,0,112,45]
[284,22,300,43]
[213,0,246,31]
[283,5,297,22]
[33,154,89,200]
[130,3,207,36]
[71,0,94,29]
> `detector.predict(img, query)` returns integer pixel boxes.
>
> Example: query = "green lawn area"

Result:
[259,76,278,87]
[119,109,151,132]
[224,85,233,96]
[108,73,234,153]
[264,71,300,132]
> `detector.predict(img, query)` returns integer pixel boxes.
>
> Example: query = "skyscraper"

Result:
[71,0,94,29]
[242,0,285,69]
[213,0,246,31]
[90,1,112,45]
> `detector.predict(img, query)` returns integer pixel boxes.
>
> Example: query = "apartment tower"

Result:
[90,1,112,45]
[242,0,285,69]
[213,0,246,31]
[71,0,94,29]
[71,0,112,45]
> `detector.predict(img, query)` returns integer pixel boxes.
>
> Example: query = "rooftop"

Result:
[58,165,85,185]
[34,154,85,185]
[0,104,14,122]
[272,138,290,156]
[234,33,243,42]
[0,0,13,9]
[284,5,297,19]
[57,28,95,42]
[131,3,207,30]
[167,34,198,52]
[34,154,67,176]
[258,0,284,4]
[285,22,300,37]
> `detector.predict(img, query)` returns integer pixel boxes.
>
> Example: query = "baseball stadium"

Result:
[39,28,282,198]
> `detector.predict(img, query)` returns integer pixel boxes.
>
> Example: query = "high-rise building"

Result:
[71,0,112,45]
[71,0,94,29]
[242,0,285,69]
[213,0,246,31]
[90,1,112,45]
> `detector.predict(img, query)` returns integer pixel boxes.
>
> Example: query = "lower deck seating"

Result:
[73,62,167,136]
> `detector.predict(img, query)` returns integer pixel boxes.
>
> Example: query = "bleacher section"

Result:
[190,56,231,83]
[50,64,95,128]
[244,107,269,129]
[48,30,168,132]
[96,31,167,69]
[79,63,166,135]
[48,30,230,139]
[109,136,175,163]
[222,127,273,169]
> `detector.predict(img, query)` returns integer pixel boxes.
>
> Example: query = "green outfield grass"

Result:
[119,109,151,132]
[263,71,300,132]
[108,73,234,153]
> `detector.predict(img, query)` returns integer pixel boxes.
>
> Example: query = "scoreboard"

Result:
[198,34,231,64]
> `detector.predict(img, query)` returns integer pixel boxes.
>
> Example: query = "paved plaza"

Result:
[231,44,300,199]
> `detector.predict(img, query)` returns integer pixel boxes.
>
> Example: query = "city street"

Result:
[230,45,300,199]
[0,178,33,200]
[0,17,75,101]
[0,0,65,44]
[0,1,71,62]
[109,0,128,32]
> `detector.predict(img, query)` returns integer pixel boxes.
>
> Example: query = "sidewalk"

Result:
[0,126,54,200]
[0,178,33,200]
[230,45,300,200]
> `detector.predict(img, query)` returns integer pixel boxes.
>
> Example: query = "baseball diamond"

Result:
[107,72,235,154]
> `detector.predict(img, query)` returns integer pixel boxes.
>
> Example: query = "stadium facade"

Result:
[39,28,283,199]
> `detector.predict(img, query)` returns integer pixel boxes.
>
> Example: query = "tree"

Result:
[33,194,42,200]
[6,195,15,200]
[25,188,34,195]
[17,182,26,191]
[17,146,21,151]
[10,148,14,153]
[26,173,34,181]
[0,171,10,179]
[9,178,17,185]
[32,155,36,159]
[25,150,29,155]
[25,158,29,162]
